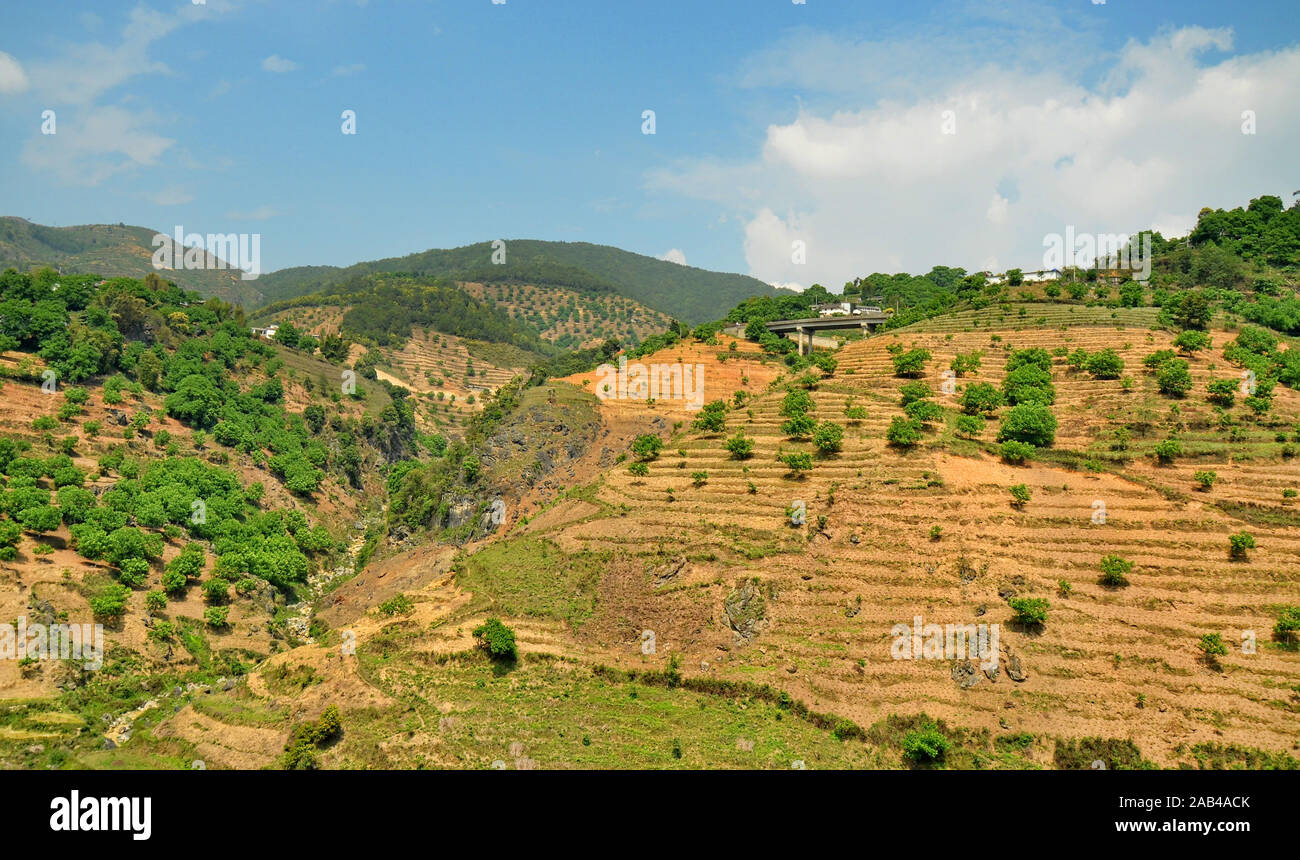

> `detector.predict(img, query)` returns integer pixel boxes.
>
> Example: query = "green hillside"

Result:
[0,220,782,324]
[253,239,783,323]
[0,217,265,309]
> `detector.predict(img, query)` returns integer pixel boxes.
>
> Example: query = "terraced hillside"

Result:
[125,319,1299,770]
[262,303,532,437]
[0,346,390,711]
[461,281,673,349]
[407,320,1300,767]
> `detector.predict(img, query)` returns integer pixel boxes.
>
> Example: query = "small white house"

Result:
[251,324,279,341]
[814,301,856,317]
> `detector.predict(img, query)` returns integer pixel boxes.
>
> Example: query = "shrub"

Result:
[1154,438,1182,464]
[1173,330,1210,354]
[473,618,518,660]
[1099,554,1133,587]
[691,401,727,434]
[812,421,844,454]
[1008,597,1049,627]
[117,557,151,588]
[1228,531,1255,560]
[951,351,982,376]
[1000,440,1034,464]
[1084,348,1125,380]
[202,576,229,605]
[886,417,923,448]
[1198,633,1228,657]
[627,461,649,478]
[1156,359,1193,396]
[631,434,663,461]
[1009,483,1031,508]
[1005,348,1053,373]
[1206,378,1237,407]
[955,415,983,439]
[1143,349,1177,371]
[904,399,943,424]
[724,431,754,459]
[780,451,814,476]
[204,606,230,628]
[997,403,1057,446]
[89,584,130,622]
[899,381,932,406]
[18,505,62,534]
[1274,606,1300,643]
[378,593,413,616]
[891,348,931,377]
[1193,470,1217,491]
[691,471,708,488]
[781,414,816,439]
[958,382,1003,415]
[1002,364,1056,405]
[902,728,950,763]
[145,590,167,613]
[780,389,814,417]
[161,569,187,594]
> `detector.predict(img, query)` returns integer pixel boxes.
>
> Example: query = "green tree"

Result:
[891,348,931,378]
[958,382,1003,415]
[1009,483,1031,508]
[724,431,755,459]
[1009,597,1049,626]
[997,403,1057,446]
[1228,531,1255,560]
[1156,358,1193,396]
[473,618,518,660]
[812,421,844,454]
[1173,330,1210,355]
[886,417,923,448]
[1099,554,1133,587]
[631,434,664,461]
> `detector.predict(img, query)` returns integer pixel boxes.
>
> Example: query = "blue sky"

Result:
[1,0,1297,289]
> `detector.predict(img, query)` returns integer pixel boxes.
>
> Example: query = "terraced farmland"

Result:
[502,323,1300,766]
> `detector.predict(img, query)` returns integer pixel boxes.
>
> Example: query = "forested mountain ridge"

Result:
[0,220,785,325]
[252,239,784,323]
[0,217,264,309]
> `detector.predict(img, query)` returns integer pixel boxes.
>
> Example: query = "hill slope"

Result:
[253,239,782,323]
[0,217,263,308]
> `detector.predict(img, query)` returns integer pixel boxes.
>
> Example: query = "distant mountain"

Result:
[0,217,265,308]
[254,239,783,323]
[0,220,783,323]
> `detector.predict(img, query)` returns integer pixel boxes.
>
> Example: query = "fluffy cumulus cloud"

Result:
[660,248,688,265]
[652,26,1300,290]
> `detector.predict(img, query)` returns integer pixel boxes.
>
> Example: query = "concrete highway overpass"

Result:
[762,312,891,355]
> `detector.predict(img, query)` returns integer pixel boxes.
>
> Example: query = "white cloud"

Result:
[651,26,1300,288]
[331,63,366,77]
[262,55,299,73]
[0,51,29,94]
[27,6,186,105]
[986,194,1009,225]
[660,248,687,265]
[16,3,233,184]
[21,106,174,185]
